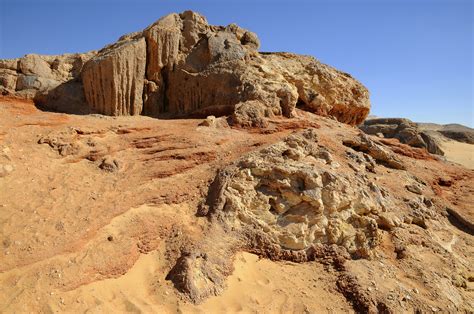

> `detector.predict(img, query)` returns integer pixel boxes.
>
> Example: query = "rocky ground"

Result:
[0,96,473,313]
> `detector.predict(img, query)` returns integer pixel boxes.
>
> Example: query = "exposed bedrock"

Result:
[167,129,405,303]
[0,11,371,125]
[360,118,444,155]
[203,130,396,258]
[82,37,146,116]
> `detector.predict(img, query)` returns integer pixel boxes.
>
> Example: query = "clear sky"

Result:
[1,0,473,126]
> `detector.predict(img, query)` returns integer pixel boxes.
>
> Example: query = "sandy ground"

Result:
[439,139,474,169]
[1,97,473,313]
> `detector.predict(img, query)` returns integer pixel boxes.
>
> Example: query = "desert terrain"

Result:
[0,10,473,313]
[0,97,473,313]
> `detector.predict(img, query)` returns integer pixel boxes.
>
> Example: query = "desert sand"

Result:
[1,97,473,313]
[439,139,474,170]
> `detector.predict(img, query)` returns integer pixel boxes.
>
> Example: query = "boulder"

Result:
[0,69,17,91]
[18,54,54,79]
[261,53,370,125]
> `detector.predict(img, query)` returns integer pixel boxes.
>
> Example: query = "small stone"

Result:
[412,216,428,229]
[377,212,400,231]
[406,184,422,195]
[452,274,467,288]
[99,157,120,172]
[423,197,434,208]
[0,164,14,177]
[199,115,217,127]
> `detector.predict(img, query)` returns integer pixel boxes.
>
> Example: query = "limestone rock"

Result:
[0,52,95,103]
[1,11,371,127]
[343,133,406,170]
[261,53,370,125]
[205,130,397,259]
[198,115,229,128]
[439,130,474,144]
[82,37,146,116]
[0,69,17,91]
[99,157,120,172]
[406,184,423,195]
[19,54,55,79]
[0,164,14,178]
[0,59,19,71]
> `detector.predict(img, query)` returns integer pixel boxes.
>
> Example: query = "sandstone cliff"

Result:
[0,11,370,126]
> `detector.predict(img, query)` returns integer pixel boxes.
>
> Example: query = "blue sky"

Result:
[1,0,472,126]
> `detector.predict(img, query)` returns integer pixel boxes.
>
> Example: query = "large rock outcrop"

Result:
[0,11,370,125]
[82,37,146,116]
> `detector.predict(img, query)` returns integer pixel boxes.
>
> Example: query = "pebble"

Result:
[0,164,14,177]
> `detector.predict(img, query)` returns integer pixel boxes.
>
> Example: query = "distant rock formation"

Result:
[418,123,474,145]
[0,11,370,126]
[360,118,445,155]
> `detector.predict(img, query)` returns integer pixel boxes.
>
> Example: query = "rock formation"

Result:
[82,37,146,116]
[206,130,387,258]
[0,11,370,126]
[360,118,445,155]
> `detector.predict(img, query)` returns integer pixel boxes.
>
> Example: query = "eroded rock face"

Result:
[1,11,370,126]
[261,53,370,125]
[206,130,393,258]
[82,37,146,116]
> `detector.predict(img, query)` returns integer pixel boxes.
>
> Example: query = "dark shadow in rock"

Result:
[33,79,93,115]
[446,207,474,236]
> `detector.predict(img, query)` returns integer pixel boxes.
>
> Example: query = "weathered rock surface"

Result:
[206,130,387,258]
[360,118,445,155]
[0,52,95,113]
[82,37,146,116]
[1,11,370,126]
[343,132,406,170]
[1,96,473,312]
[261,53,370,125]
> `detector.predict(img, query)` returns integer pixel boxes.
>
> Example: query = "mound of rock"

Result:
[0,11,370,126]
[0,53,96,113]
[360,118,444,155]
[211,131,402,257]
[208,130,387,258]
[166,129,416,302]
